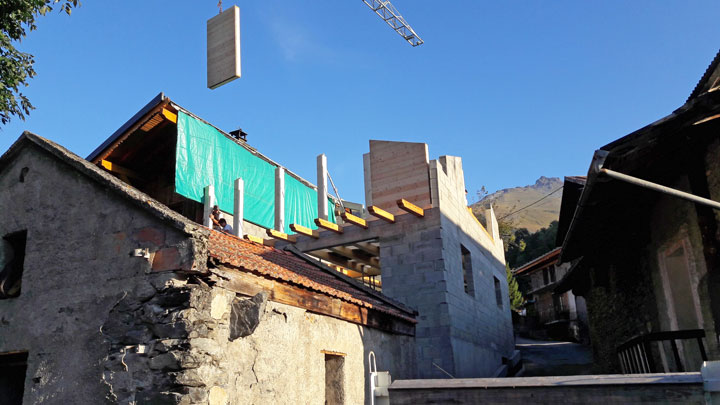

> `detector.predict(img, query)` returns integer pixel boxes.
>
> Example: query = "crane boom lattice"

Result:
[361,0,424,47]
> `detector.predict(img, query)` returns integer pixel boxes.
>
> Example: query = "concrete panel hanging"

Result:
[207,6,241,89]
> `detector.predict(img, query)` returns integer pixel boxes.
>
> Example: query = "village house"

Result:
[556,49,720,374]
[513,246,589,343]
[0,93,516,403]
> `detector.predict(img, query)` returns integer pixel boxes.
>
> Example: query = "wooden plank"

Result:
[93,101,171,164]
[308,250,381,276]
[368,205,395,223]
[266,229,297,243]
[341,212,368,229]
[329,246,379,268]
[211,267,415,335]
[397,199,425,217]
[290,223,319,239]
[161,108,178,123]
[244,234,274,246]
[100,159,143,180]
[315,218,343,234]
[321,350,347,356]
[354,241,380,256]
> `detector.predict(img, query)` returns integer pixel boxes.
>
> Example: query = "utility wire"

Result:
[497,186,564,221]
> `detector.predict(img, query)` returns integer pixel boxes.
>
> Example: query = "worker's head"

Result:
[212,205,219,212]
[219,218,227,226]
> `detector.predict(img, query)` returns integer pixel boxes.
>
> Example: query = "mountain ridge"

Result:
[471,176,562,233]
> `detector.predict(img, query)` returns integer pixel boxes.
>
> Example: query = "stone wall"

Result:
[0,144,206,403]
[183,286,417,405]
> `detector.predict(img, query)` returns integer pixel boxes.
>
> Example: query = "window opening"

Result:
[494,277,503,308]
[461,245,474,297]
[0,231,27,299]
[0,351,28,405]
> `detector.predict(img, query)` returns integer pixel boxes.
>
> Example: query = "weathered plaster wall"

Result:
[0,144,207,403]
[181,286,417,405]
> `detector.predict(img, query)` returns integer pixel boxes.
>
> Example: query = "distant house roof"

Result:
[688,48,720,102]
[207,231,417,324]
[555,176,586,247]
[513,247,562,276]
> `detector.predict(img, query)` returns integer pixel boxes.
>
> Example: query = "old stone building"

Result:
[0,133,416,403]
[0,93,516,403]
[556,49,720,373]
[514,247,589,342]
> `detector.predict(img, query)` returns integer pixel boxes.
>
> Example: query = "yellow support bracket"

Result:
[266,229,297,243]
[290,224,319,239]
[397,199,424,218]
[368,205,395,223]
[341,212,368,229]
[315,218,343,234]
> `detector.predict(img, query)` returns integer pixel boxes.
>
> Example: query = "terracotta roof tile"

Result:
[207,231,416,323]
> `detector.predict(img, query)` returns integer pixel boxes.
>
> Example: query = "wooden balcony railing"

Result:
[617,329,707,374]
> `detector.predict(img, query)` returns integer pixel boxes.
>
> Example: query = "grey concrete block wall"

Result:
[379,153,514,379]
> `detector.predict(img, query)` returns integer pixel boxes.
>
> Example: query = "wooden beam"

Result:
[329,246,379,268]
[315,218,343,234]
[368,205,395,223]
[100,159,143,180]
[341,212,368,229]
[266,229,297,243]
[397,198,424,217]
[309,250,381,276]
[353,241,380,256]
[290,223,319,239]
[161,108,178,123]
[211,266,415,335]
[244,234,274,246]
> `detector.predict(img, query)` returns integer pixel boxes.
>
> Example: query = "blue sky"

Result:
[2,1,719,204]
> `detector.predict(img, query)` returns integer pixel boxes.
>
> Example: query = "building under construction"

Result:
[0,93,515,404]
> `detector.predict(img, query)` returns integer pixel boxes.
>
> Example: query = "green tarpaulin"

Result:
[175,111,335,232]
[284,172,336,234]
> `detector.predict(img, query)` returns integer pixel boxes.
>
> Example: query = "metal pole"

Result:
[600,168,720,211]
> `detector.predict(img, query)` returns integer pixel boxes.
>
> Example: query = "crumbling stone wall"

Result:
[0,144,207,403]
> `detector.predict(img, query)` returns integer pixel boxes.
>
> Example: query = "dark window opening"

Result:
[543,268,549,285]
[494,277,503,308]
[324,353,345,405]
[0,352,28,405]
[0,231,27,299]
[549,266,556,283]
[461,245,474,297]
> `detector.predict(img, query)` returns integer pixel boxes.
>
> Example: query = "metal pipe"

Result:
[600,168,720,211]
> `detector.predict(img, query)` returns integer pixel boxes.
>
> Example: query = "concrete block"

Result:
[207,6,241,89]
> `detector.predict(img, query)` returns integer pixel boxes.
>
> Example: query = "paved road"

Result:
[516,337,594,376]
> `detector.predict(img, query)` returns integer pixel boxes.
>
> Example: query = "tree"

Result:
[0,0,79,125]
[506,264,524,311]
